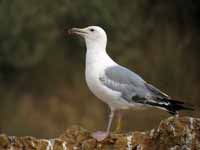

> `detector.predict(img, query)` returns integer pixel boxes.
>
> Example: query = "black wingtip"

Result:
[163,98,194,115]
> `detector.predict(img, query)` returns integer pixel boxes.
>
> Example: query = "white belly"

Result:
[85,65,131,110]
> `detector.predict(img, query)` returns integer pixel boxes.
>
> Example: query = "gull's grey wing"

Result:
[99,65,169,102]
[99,65,149,102]
[99,65,193,114]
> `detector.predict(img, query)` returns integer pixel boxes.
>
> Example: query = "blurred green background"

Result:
[0,0,200,138]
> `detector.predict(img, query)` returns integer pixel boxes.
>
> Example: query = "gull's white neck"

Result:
[85,41,116,67]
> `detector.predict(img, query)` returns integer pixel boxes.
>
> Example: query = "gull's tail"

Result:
[155,98,194,115]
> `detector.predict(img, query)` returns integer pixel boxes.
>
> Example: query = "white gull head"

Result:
[68,26,107,51]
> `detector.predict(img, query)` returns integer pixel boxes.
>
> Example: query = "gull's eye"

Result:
[90,28,95,32]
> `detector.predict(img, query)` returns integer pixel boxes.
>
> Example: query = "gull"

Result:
[67,26,193,141]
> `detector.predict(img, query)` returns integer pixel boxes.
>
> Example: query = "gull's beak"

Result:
[67,28,87,36]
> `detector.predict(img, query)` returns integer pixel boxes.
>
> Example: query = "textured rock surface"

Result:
[0,116,199,150]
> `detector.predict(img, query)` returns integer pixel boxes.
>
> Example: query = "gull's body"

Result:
[68,26,193,141]
[86,47,130,110]
[86,51,146,110]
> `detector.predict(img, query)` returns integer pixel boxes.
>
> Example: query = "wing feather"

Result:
[99,66,148,102]
[144,83,169,98]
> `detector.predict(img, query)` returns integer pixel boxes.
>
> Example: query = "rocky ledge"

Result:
[0,116,200,150]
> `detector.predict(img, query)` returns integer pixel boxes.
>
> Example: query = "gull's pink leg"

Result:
[92,109,115,141]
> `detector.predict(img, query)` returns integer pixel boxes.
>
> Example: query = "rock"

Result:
[0,134,9,148]
[0,116,199,150]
